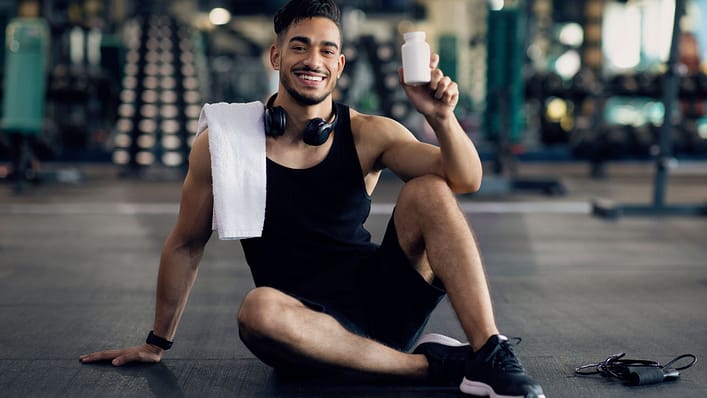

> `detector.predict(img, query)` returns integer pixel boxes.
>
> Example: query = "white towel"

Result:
[195,101,266,240]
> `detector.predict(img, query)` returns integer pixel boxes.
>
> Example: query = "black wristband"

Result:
[146,330,173,350]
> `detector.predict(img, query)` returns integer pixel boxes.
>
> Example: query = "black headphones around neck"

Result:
[264,93,338,146]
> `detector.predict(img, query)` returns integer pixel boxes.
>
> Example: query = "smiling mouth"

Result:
[299,75,323,82]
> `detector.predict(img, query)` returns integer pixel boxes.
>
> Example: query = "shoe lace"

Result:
[489,337,525,373]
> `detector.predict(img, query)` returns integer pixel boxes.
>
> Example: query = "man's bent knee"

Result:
[397,175,457,214]
[237,287,300,342]
[237,287,320,370]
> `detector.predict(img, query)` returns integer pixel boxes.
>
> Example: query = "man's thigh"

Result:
[353,215,446,352]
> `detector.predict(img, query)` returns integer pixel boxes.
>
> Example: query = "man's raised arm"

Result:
[374,53,482,194]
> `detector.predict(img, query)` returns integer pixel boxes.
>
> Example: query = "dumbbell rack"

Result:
[111,14,204,179]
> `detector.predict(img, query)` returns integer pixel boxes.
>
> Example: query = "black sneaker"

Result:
[411,333,471,386]
[460,335,545,398]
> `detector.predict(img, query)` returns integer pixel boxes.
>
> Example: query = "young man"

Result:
[81,1,545,397]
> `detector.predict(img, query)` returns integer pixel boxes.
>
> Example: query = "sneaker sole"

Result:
[411,333,467,351]
[460,378,546,398]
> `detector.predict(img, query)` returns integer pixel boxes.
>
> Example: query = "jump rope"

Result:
[575,352,697,385]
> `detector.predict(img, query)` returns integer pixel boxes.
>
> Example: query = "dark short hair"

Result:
[273,0,342,41]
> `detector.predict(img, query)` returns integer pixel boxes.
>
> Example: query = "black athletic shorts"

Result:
[294,215,446,352]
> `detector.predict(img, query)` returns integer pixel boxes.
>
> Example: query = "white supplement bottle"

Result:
[401,31,431,86]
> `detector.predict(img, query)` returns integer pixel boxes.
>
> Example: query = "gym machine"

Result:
[592,0,707,218]
[482,4,566,196]
[1,16,48,193]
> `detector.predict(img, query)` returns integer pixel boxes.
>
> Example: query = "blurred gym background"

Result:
[0,0,706,194]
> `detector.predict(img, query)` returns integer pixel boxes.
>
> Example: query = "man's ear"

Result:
[337,53,346,79]
[270,43,280,70]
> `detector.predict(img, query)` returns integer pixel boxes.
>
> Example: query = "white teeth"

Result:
[300,75,323,82]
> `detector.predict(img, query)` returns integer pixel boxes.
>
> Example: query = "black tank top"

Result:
[240,103,376,295]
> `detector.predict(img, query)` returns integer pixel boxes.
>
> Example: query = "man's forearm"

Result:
[428,115,482,193]
[152,239,203,341]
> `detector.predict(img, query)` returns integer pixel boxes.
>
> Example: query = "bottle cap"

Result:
[403,31,426,41]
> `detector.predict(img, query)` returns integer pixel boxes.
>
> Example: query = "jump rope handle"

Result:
[627,367,680,385]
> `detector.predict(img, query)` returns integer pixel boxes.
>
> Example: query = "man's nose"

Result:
[302,50,322,69]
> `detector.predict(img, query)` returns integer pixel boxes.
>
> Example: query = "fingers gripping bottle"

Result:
[401,31,431,86]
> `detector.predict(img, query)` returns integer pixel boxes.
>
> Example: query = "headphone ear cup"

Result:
[303,118,333,146]
[265,106,287,137]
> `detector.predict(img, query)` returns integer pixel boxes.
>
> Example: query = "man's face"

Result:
[271,17,345,106]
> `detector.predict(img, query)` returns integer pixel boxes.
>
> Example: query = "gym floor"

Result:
[1,161,706,397]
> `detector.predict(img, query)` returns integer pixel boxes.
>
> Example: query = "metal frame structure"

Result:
[592,0,707,219]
